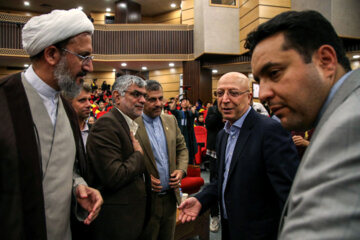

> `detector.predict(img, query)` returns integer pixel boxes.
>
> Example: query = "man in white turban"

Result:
[0,9,103,240]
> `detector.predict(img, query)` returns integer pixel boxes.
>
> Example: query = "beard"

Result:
[55,57,84,99]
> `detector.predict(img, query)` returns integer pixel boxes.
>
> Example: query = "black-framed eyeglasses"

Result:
[62,48,94,66]
[215,89,250,98]
[124,90,146,99]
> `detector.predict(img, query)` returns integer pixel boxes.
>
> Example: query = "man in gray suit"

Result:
[245,10,360,239]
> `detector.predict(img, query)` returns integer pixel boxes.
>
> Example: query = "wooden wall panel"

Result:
[149,67,182,100]
[181,0,194,25]
[0,67,21,79]
[239,0,290,54]
[84,71,116,88]
[182,9,194,21]
[153,10,181,23]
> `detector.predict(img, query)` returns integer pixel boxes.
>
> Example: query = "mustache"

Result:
[77,71,87,77]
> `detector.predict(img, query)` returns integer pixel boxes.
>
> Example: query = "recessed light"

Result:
[112,69,116,72]
[248,73,254,78]
[105,13,111,16]
[142,66,148,71]
[24,64,29,67]
[353,55,360,59]
[24,1,30,6]
[106,8,111,12]
[169,63,175,67]
[119,3,127,8]
[77,6,83,11]
[170,3,176,8]
[212,69,218,74]
[121,63,127,67]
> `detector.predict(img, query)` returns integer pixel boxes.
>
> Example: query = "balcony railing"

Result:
[0,13,194,60]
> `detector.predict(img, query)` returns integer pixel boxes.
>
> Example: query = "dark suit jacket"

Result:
[196,108,299,240]
[86,108,151,240]
[0,72,87,240]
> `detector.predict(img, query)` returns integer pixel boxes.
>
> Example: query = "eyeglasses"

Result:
[124,90,146,99]
[215,89,250,98]
[62,48,94,66]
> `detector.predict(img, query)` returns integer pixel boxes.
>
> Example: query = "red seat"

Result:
[194,126,207,165]
[181,165,204,194]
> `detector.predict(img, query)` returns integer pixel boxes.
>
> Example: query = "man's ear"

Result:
[313,45,338,79]
[43,46,62,66]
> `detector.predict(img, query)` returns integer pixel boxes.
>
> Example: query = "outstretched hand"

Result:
[76,184,103,225]
[178,197,202,223]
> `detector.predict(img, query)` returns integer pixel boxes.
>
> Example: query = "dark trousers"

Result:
[209,155,220,217]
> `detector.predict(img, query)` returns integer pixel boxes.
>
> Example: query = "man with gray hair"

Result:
[87,75,151,240]
[0,9,103,240]
[135,80,188,240]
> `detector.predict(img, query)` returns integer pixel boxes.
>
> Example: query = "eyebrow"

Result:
[254,62,280,82]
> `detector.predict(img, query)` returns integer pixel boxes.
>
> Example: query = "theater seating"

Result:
[194,126,207,165]
[181,165,204,194]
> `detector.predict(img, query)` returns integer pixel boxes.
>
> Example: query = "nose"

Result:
[221,92,231,103]
[83,60,93,73]
[139,95,146,104]
[259,81,273,103]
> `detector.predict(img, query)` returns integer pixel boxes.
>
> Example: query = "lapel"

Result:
[136,116,158,174]
[218,130,228,182]
[228,109,256,180]
[160,114,173,169]
[110,107,132,143]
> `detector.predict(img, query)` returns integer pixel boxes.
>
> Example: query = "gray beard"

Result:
[55,57,82,99]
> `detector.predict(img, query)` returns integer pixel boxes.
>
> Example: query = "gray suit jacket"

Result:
[279,69,360,239]
[135,113,188,204]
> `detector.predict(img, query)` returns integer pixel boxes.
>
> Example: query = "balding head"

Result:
[217,72,252,124]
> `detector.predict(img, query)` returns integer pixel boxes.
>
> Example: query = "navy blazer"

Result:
[196,108,299,240]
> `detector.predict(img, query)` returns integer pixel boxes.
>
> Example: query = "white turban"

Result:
[22,9,94,56]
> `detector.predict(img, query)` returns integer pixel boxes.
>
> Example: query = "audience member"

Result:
[245,10,359,239]
[178,72,299,240]
[65,83,92,146]
[0,9,103,240]
[195,112,205,127]
[291,129,314,159]
[86,75,151,240]
[135,80,188,240]
[170,97,198,164]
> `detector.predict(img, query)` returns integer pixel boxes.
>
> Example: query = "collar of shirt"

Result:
[24,65,59,126]
[316,70,353,124]
[25,65,59,100]
[224,106,252,134]
[82,122,89,133]
[115,107,138,135]
[142,112,161,125]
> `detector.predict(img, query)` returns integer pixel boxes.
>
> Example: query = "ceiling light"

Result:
[105,13,111,16]
[24,64,29,67]
[169,63,175,67]
[77,6,83,11]
[142,66,148,71]
[121,63,127,67]
[353,55,360,59]
[112,69,116,72]
[106,8,111,12]
[248,73,254,78]
[212,69,218,74]
[24,1,30,6]
[119,3,127,8]
[170,3,176,8]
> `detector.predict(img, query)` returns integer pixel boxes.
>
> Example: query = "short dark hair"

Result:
[245,10,351,72]
[145,80,162,92]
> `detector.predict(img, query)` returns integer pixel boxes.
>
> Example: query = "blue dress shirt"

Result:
[222,106,251,219]
[143,113,170,191]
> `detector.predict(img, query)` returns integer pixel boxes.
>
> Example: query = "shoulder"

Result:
[0,72,22,88]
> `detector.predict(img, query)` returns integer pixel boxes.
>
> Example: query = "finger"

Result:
[77,185,88,198]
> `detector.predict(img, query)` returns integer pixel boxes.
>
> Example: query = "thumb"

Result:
[77,184,88,199]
